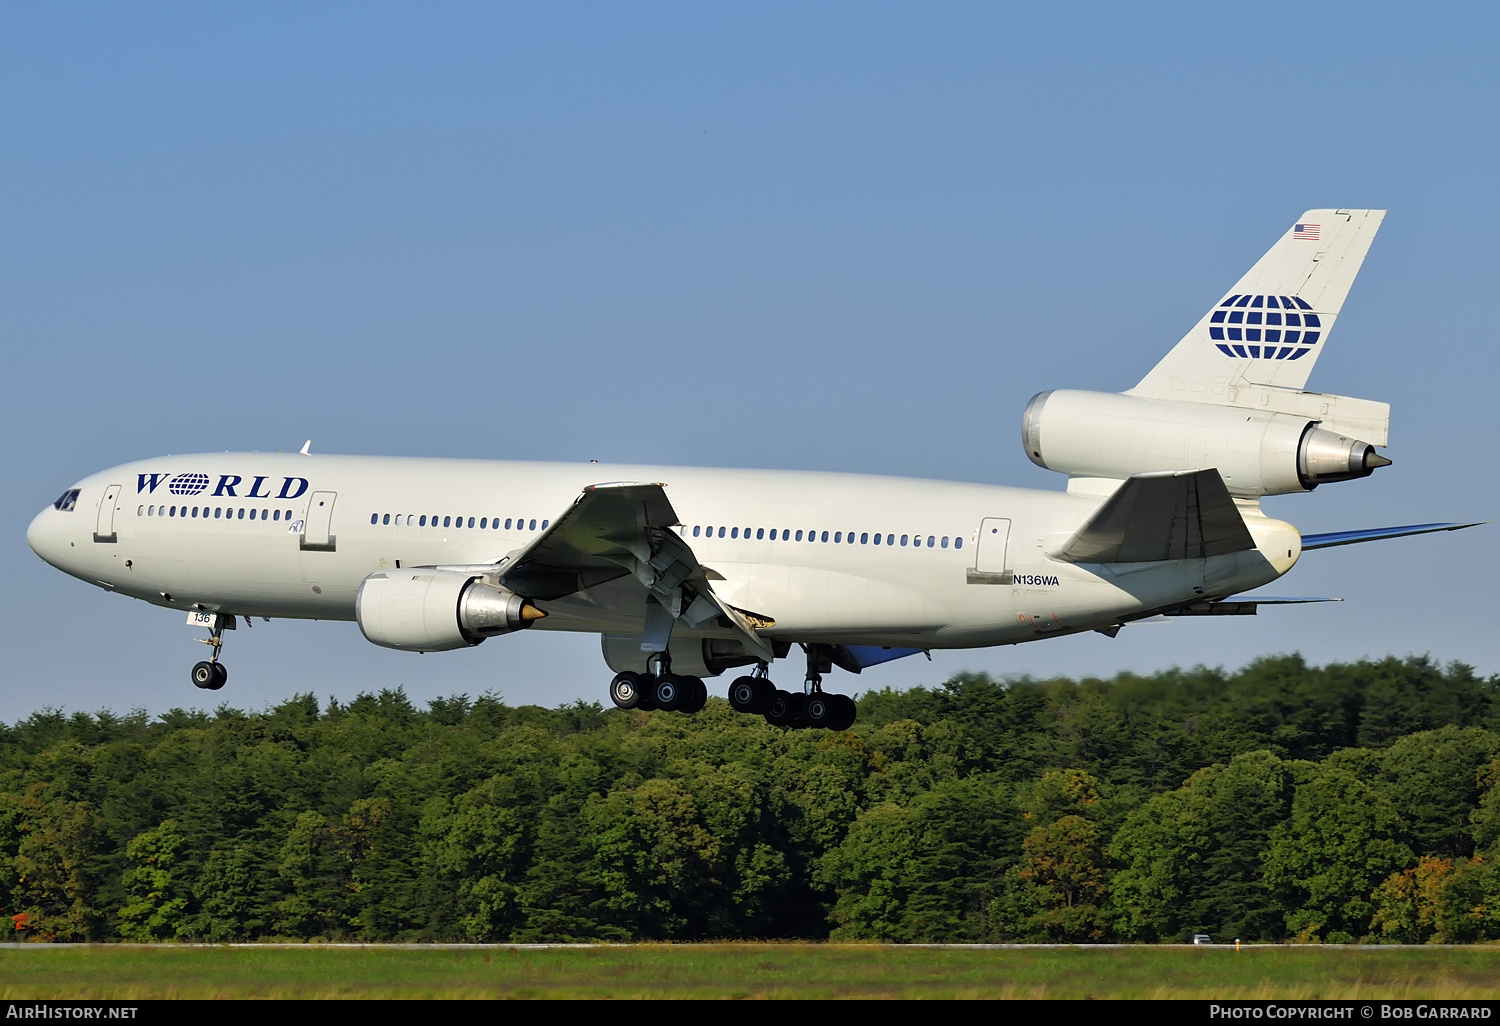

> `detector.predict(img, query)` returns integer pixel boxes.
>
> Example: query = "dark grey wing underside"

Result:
[1060,469,1256,564]
[495,482,774,661]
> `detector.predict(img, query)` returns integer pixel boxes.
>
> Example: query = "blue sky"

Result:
[2,2,1496,720]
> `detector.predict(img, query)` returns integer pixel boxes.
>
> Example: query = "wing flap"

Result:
[496,482,775,662]
[1059,468,1256,563]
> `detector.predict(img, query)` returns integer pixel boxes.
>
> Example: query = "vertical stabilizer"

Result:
[1130,209,1385,399]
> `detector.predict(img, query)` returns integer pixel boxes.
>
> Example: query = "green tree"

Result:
[1264,761,1412,942]
[117,820,189,940]
[1109,750,1294,942]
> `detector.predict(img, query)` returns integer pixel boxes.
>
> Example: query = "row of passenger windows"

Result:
[1210,310,1320,327]
[139,504,295,521]
[684,525,964,549]
[370,513,549,531]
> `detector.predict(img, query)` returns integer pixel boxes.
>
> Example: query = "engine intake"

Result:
[1022,390,1391,497]
[356,569,544,652]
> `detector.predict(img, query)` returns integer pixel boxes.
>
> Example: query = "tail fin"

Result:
[1130,209,1385,398]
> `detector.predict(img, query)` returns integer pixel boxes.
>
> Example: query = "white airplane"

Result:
[27,209,1480,730]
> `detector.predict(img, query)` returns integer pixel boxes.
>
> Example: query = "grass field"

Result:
[1,944,1499,999]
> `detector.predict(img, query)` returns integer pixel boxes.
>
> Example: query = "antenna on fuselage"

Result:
[299,440,312,455]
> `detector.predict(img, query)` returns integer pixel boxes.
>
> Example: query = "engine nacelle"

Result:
[1021,390,1391,497]
[356,569,544,652]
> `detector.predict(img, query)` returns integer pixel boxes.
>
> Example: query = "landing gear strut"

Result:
[190,613,233,691]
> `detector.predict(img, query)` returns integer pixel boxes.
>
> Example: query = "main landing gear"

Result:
[190,613,235,691]
[609,653,708,714]
[731,646,857,730]
[726,648,862,731]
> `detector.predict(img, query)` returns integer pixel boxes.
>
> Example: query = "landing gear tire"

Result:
[764,689,805,727]
[679,676,708,714]
[653,674,690,712]
[728,675,774,714]
[192,661,227,691]
[829,693,857,731]
[610,671,646,710]
[803,693,837,729]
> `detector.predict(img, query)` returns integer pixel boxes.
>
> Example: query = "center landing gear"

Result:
[190,613,234,691]
[608,654,707,714]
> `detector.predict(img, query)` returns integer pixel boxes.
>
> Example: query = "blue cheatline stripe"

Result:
[1300,522,1486,550]
[842,645,924,669]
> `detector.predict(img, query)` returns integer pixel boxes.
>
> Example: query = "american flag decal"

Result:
[1293,223,1321,240]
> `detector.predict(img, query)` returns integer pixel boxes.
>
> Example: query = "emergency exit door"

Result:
[300,491,338,551]
[93,484,121,543]
[967,517,1012,583]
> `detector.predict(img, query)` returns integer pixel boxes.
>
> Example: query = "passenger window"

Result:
[468,517,475,528]
[941,536,949,548]
[383,514,391,525]
[928,535,936,547]
[795,530,803,541]
[834,531,841,543]
[443,516,451,527]
[731,527,739,539]
[887,534,895,546]
[873,533,881,545]
[418,515,426,526]
[955,537,963,549]
[371,513,378,525]
[505,518,512,529]
[238,508,245,520]
[530,519,537,530]
[271,510,278,521]
[192,507,199,518]
[861,532,868,544]
[901,535,908,546]
[821,531,829,542]
[480,518,487,529]
[718,526,726,538]
[213,508,221,519]
[693,526,701,537]
[756,528,764,539]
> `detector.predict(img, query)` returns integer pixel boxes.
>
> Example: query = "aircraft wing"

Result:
[1058,469,1256,563]
[494,482,775,661]
[1300,522,1486,550]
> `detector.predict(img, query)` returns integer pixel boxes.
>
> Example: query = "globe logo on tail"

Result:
[1208,294,1322,360]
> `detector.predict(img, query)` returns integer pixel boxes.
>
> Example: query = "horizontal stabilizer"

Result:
[1059,469,1256,563]
[1301,522,1487,550]
[1164,596,1341,616]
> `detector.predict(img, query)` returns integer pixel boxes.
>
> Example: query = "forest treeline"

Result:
[3,653,1500,944]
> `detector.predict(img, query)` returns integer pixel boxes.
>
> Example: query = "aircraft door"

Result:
[300,491,338,552]
[968,517,1012,583]
[93,484,122,543]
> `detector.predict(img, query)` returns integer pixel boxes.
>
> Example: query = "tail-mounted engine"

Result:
[1021,389,1391,497]
[356,568,545,652]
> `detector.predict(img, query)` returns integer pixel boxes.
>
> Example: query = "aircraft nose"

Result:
[27,507,65,567]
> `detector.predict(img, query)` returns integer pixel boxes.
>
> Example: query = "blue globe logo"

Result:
[169,472,210,496]
[1208,293,1323,360]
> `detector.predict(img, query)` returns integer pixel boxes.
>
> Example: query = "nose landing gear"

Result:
[190,613,235,691]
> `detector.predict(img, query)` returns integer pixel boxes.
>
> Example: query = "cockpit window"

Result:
[53,489,80,512]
